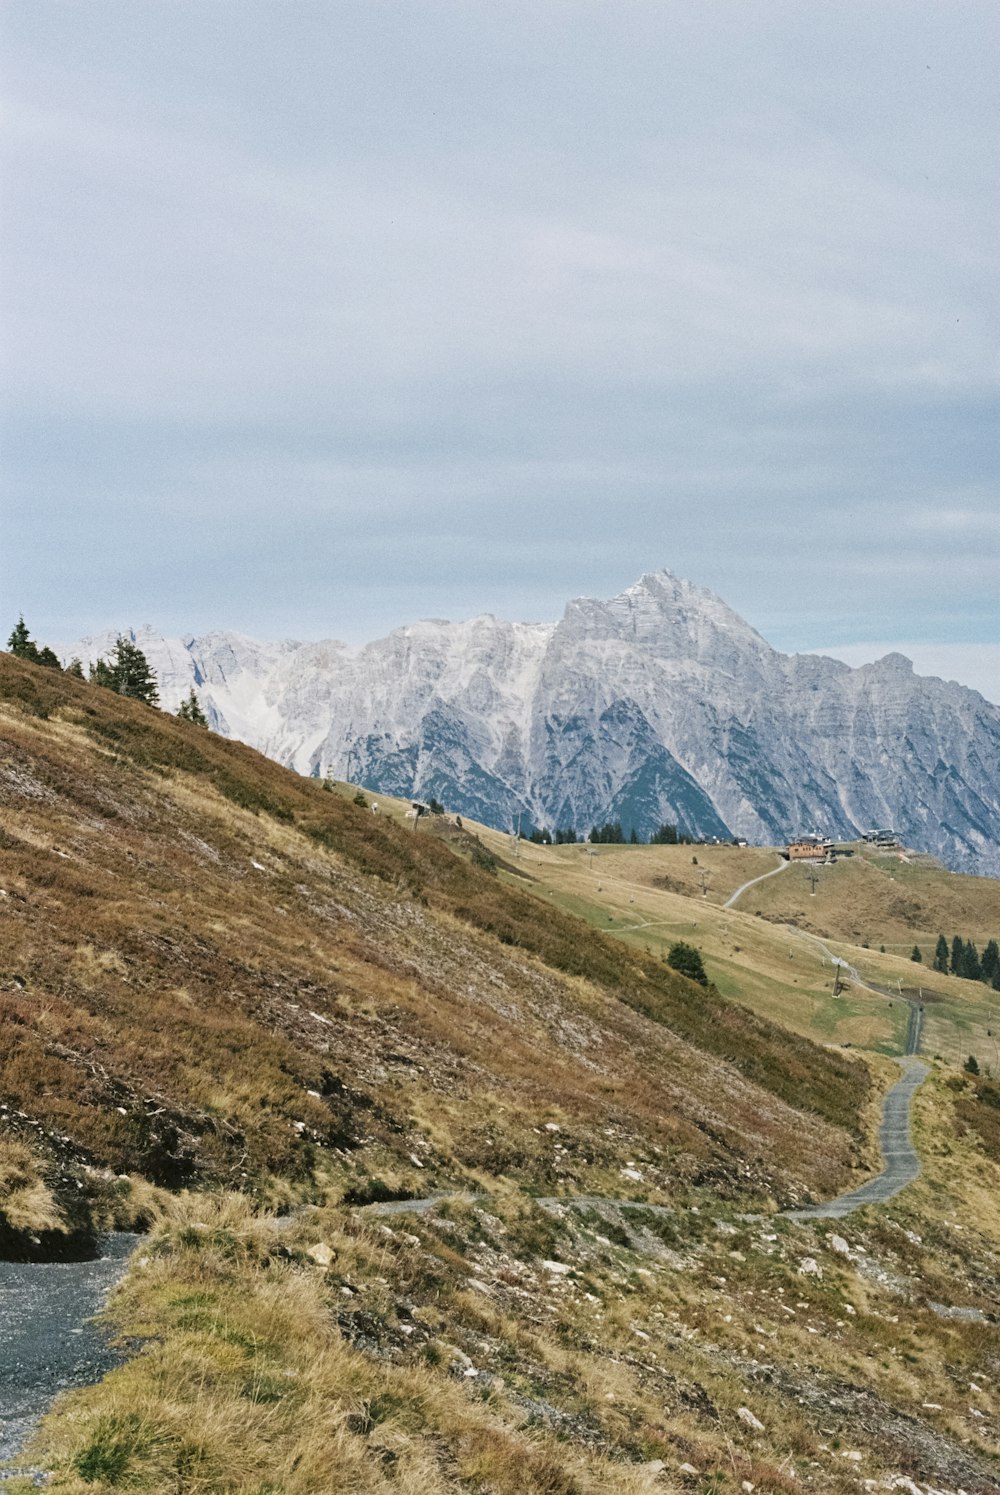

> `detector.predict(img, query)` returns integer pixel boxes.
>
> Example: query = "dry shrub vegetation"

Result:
[1,655,998,1493]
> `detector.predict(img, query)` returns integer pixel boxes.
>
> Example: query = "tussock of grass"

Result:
[0,1139,64,1233]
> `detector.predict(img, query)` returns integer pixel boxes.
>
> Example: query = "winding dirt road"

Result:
[785,1057,929,1220]
[723,855,789,908]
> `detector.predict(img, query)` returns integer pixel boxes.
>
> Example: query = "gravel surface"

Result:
[0,1233,138,1473]
[786,1058,929,1220]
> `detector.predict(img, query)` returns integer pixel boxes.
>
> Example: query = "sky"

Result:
[2,2,998,701]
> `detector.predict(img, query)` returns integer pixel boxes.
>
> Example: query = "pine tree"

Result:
[911,945,922,963]
[6,618,62,668]
[89,658,116,689]
[65,658,85,679]
[964,1054,980,1075]
[176,688,208,726]
[951,935,965,975]
[960,941,982,982]
[628,827,640,844]
[981,939,999,984]
[667,941,709,987]
[933,934,949,973]
[7,617,39,660]
[109,636,159,705]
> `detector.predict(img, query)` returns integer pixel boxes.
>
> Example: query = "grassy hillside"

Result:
[0,654,871,1212]
[468,833,1000,1068]
[2,655,999,1494]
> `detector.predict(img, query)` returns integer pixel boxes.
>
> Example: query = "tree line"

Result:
[911,933,1000,990]
[6,617,207,727]
[527,820,702,846]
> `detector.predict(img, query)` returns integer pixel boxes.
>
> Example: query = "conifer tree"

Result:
[35,645,62,670]
[951,935,965,975]
[982,939,999,984]
[109,636,159,705]
[960,941,982,982]
[65,658,85,679]
[176,688,208,726]
[89,638,159,705]
[933,934,949,973]
[911,945,922,963]
[7,617,38,660]
[667,941,709,987]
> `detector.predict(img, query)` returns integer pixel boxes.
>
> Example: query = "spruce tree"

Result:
[667,941,709,987]
[951,935,965,975]
[89,657,116,689]
[933,934,949,973]
[960,941,982,982]
[65,658,85,679]
[176,688,208,726]
[109,636,159,705]
[982,939,999,984]
[6,618,61,668]
[7,617,38,660]
[911,945,922,963]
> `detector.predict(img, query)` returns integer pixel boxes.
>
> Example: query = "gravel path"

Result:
[785,1057,929,1220]
[0,1234,137,1473]
[723,856,789,908]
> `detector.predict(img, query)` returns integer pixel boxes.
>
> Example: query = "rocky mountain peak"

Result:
[62,573,1000,875]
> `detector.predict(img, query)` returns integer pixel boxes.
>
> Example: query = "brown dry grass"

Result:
[0,654,871,1213]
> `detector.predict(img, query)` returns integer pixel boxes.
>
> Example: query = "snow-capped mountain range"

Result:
[66,571,1000,875]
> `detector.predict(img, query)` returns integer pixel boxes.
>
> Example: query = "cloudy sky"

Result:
[2,2,998,698]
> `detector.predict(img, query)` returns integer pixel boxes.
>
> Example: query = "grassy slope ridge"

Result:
[2,655,999,1495]
[0,655,868,1208]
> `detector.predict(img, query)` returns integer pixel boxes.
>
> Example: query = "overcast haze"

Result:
[2,2,998,700]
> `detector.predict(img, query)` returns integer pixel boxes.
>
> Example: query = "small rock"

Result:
[828,1234,851,1256]
[409,1153,424,1168]
[642,1459,666,1475]
[544,1122,561,1132]
[737,1406,765,1432]
[542,1259,571,1275]
[307,1242,335,1267]
[679,1462,699,1475]
[798,1257,822,1278]
[621,1167,643,1182]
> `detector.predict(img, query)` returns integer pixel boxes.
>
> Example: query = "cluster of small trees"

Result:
[7,617,66,671]
[921,933,1000,990]
[6,617,208,728]
[525,820,704,846]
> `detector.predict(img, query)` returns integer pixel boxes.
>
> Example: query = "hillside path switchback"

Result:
[785,1057,929,1221]
[723,855,789,908]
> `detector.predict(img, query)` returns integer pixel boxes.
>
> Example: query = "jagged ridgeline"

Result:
[64,571,1000,876]
[0,651,869,1208]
